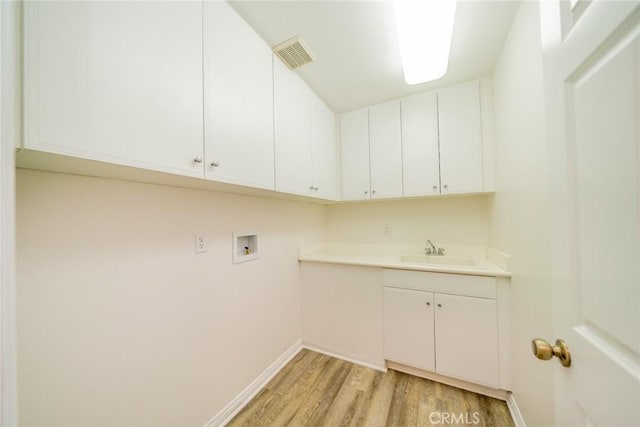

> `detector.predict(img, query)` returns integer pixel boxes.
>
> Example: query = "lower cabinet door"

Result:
[383,287,435,371]
[434,293,499,387]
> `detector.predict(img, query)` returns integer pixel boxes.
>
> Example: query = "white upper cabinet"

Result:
[311,94,339,200]
[401,91,440,196]
[23,2,487,201]
[340,79,490,202]
[274,58,313,196]
[274,60,338,200]
[24,1,204,177]
[340,108,370,200]
[369,101,403,199]
[203,2,274,190]
[437,81,484,194]
[340,102,402,201]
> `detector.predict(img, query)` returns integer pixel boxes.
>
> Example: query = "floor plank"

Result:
[293,356,353,426]
[353,369,397,427]
[227,350,514,427]
[263,353,332,426]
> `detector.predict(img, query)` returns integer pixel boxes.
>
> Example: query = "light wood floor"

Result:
[228,349,514,427]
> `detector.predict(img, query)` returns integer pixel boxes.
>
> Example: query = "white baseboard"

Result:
[506,392,527,427]
[204,339,303,427]
[301,342,386,372]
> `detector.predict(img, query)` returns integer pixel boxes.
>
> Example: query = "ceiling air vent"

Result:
[273,36,315,70]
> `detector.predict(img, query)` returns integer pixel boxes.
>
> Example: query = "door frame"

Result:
[1,0,20,425]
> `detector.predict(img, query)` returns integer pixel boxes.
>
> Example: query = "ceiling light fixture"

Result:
[393,0,457,85]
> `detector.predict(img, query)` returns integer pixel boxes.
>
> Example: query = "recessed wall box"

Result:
[233,232,258,264]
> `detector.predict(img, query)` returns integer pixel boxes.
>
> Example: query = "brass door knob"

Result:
[531,338,571,367]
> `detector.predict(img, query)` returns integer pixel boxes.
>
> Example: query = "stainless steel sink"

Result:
[399,255,477,267]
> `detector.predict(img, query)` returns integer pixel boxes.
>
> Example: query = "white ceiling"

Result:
[230,0,520,113]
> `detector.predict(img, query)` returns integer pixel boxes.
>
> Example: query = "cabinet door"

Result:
[24,1,204,178]
[274,58,313,196]
[434,293,498,387]
[340,108,370,200]
[437,81,484,194]
[401,91,440,196]
[383,287,435,371]
[311,94,339,200]
[369,101,403,199]
[203,2,274,190]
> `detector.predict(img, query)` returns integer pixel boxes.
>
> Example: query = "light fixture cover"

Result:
[393,0,457,85]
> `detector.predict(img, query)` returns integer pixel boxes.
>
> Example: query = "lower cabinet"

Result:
[299,263,509,391]
[383,270,500,388]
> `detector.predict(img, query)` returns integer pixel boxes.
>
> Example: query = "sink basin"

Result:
[399,255,477,267]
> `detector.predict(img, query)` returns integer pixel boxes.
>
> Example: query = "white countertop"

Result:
[298,243,511,278]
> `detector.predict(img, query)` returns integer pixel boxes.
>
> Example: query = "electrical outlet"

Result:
[195,234,206,254]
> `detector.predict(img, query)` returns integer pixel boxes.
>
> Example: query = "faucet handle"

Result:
[437,248,445,255]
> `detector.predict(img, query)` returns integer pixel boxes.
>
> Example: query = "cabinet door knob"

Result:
[426,302,431,306]
[443,184,448,190]
[193,155,203,164]
[314,187,319,191]
[433,185,437,190]
[437,303,442,308]
[372,190,376,195]
[309,186,315,190]
[210,160,220,167]
[364,190,369,195]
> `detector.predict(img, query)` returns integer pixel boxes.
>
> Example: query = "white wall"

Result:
[16,169,325,427]
[489,2,554,426]
[326,195,490,247]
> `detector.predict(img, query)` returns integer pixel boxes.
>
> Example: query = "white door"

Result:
[437,81,483,194]
[540,2,640,426]
[203,2,274,190]
[274,58,313,196]
[369,100,403,199]
[340,108,370,200]
[401,91,440,197]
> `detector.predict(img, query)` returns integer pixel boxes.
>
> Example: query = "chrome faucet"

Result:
[425,240,445,255]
